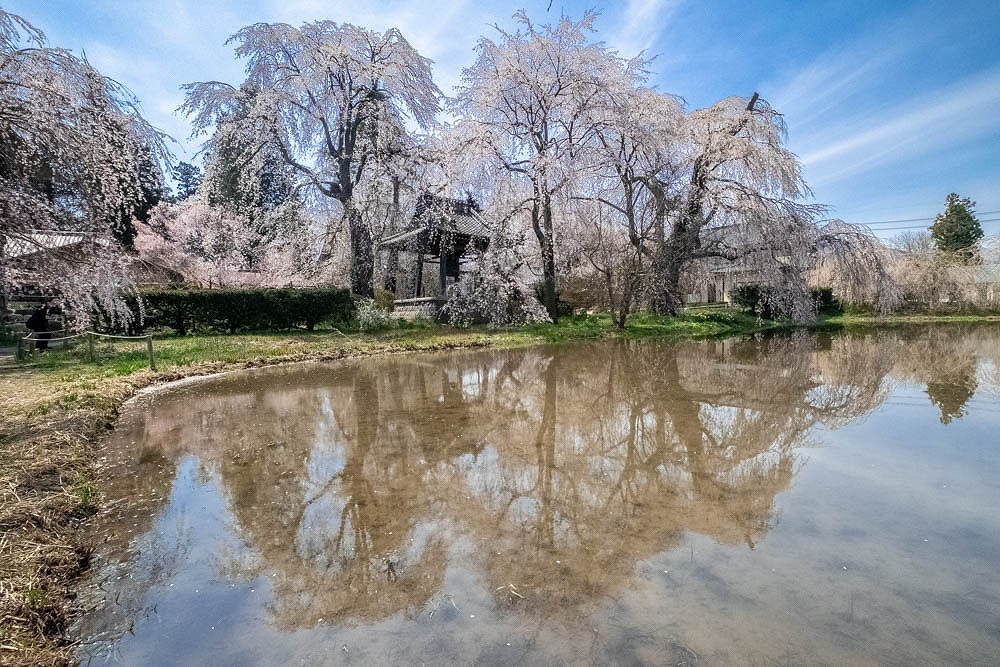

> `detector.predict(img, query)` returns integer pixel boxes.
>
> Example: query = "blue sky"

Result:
[5,0,999,237]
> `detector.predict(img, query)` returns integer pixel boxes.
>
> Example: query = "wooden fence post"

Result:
[146,335,156,370]
[87,332,95,362]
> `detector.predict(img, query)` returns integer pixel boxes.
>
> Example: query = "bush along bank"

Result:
[95,288,355,336]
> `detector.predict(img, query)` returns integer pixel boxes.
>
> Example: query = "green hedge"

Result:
[0,323,18,345]
[136,288,355,335]
[730,284,842,319]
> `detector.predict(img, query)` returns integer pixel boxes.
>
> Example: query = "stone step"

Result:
[393,303,441,320]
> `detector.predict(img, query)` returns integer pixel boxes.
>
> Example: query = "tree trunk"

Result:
[614,307,628,329]
[347,204,374,297]
[532,184,559,322]
[540,237,557,321]
[645,179,679,315]
[383,176,401,293]
[652,227,690,316]
[658,260,684,315]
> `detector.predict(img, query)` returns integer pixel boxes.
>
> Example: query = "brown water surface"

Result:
[74,327,1000,665]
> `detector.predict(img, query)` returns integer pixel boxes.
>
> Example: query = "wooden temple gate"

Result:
[379,194,490,319]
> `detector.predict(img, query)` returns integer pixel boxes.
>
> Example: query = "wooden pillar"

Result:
[439,244,447,298]
[146,335,156,370]
[414,253,423,298]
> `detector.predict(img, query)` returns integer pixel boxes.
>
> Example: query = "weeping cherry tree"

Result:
[454,10,628,320]
[636,93,894,319]
[571,86,684,326]
[182,21,440,296]
[0,9,168,324]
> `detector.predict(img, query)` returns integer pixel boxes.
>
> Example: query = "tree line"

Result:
[4,7,981,328]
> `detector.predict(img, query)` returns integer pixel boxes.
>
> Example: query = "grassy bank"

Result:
[0,309,761,665]
[824,313,1000,326]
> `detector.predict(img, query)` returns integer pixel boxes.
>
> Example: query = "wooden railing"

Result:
[17,330,156,369]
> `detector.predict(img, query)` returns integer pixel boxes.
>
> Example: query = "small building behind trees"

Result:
[1,231,93,314]
[678,225,786,306]
[682,264,763,305]
[379,194,491,318]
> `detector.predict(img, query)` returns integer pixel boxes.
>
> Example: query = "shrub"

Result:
[812,287,843,315]
[532,282,574,318]
[0,323,18,345]
[355,298,393,331]
[442,274,549,327]
[373,288,396,313]
[90,292,145,335]
[730,284,842,319]
[730,284,778,319]
[130,288,354,334]
[145,290,198,335]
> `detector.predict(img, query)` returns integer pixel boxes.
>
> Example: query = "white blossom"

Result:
[181,21,440,296]
[0,9,168,326]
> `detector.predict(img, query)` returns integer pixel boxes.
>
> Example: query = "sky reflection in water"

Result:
[74,327,1000,665]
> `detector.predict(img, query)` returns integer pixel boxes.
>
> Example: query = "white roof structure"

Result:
[3,231,95,259]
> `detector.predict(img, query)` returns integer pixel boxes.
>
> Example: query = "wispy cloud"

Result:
[608,0,677,57]
[800,67,1000,185]
[256,0,509,97]
[756,2,1000,220]
[768,45,907,132]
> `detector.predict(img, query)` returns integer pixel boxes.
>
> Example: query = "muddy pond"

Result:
[73,326,1000,665]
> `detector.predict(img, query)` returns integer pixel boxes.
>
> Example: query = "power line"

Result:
[862,217,1000,232]
[870,225,939,231]
[854,209,1000,226]
[859,216,934,225]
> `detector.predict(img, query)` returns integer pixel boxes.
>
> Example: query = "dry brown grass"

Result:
[0,369,133,665]
[0,331,505,664]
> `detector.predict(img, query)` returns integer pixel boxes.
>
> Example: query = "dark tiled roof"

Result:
[381,194,492,247]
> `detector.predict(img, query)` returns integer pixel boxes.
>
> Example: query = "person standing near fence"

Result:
[25,302,50,351]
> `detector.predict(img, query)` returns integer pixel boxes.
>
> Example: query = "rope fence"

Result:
[17,330,156,369]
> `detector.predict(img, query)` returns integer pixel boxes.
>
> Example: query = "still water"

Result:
[74,327,1000,665]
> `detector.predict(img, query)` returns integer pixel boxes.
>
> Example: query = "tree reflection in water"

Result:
[78,327,998,652]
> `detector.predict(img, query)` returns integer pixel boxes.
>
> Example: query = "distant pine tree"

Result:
[930,193,983,263]
[172,162,202,201]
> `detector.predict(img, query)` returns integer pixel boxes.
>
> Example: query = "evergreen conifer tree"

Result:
[930,193,983,262]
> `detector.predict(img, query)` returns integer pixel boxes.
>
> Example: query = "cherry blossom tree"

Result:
[136,199,319,288]
[568,86,684,326]
[195,84,306,272]
[453,10,630,320]
[648,93,894,318]
[440,223,551,327]
[576,87,896,320]
[643,94,816,315]
[182,21,440,296]
[0,9,169,324]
